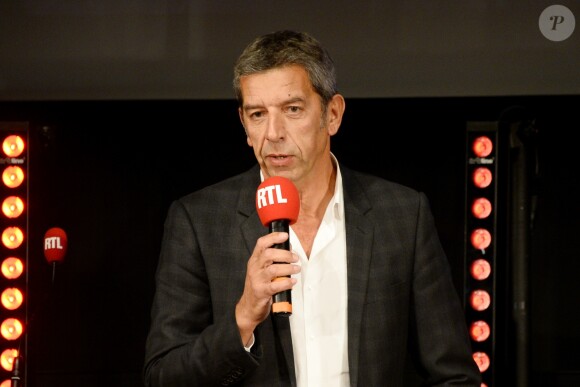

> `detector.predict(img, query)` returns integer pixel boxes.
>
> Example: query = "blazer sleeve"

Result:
[409,192,482,385]
[143,199,260,387]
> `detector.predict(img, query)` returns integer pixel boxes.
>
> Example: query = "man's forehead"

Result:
[240,66,313,106]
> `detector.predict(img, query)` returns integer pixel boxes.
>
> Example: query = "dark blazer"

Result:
[143,164,482,387]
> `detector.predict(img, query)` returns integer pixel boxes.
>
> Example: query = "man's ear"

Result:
[327,94,345,136]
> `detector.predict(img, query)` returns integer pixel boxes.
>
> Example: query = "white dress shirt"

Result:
[289,160,349,387]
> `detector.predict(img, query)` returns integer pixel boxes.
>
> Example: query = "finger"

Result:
[268,275,297,294]
[263,248,296,265]
[255,232,289,252]
[266,260,301,279]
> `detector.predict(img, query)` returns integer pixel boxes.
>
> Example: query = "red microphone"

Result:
[44,227,68,264]
[256,176,299,316]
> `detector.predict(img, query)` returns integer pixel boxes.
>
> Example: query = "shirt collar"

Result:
[330,152,344,220]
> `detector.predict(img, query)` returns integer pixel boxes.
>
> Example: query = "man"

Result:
[144,30,482,386]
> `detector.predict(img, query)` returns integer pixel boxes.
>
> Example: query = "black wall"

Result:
[0,95,578,386]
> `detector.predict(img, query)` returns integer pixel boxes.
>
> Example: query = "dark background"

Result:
[0,1,578,386]
[0,95,576,387]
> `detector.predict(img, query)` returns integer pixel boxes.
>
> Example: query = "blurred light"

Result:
[0,124,28,382]
[0,318,22,341]
[0,258,23,280]
[472,351,490,373]
[466,124,497,386]
[470,320,491,342]
[472,136,493,158]
[471,197,492,219]
[0,348,17,372]
[470,289,491,311]
[472,167,492,189]
[0,288,23,311]
[1,196,24,219]
[1,166,24,189]
[1,227,24,250]
[470,228,492,250]
[2,136,25,158]
[470,258,491,281]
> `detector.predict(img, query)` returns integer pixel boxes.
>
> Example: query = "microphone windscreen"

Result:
[256,176,300,227]
[44,227,68,264]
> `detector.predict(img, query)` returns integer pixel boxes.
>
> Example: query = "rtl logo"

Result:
[256,184,288,209]
[44,236,64,250]
[255,176,300,227]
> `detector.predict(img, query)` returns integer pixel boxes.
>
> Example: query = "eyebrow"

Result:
[243,96,305,112]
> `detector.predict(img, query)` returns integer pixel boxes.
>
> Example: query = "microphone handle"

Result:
[11,355,22,387]
[269,220,292,316]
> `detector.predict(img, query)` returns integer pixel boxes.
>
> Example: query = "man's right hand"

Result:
[235,231,300,346]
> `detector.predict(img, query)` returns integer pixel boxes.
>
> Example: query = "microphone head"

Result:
[44,227,68,264]
[256,176,300,227]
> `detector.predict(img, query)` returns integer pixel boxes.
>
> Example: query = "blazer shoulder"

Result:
[341,164,423,204]
[166,165,261,225]
[178,165,260,203]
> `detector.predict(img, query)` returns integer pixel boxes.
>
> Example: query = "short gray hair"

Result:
[233,30,338,109]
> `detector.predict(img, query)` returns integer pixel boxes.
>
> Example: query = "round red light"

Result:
[472,136,493,158]
[470,320,491,342]
[472,197,492,219]
[472,167,492,189]
[470,228,492,250]
[470,289,491,311]
[472,351,490,372]
[470,259,491,281]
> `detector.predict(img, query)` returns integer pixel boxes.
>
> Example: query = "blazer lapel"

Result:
[342,166,374,387]
[238,166,263,252]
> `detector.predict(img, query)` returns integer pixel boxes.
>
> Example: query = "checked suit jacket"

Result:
[143,163,482,387]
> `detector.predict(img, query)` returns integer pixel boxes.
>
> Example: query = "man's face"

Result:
[238,65,332,184]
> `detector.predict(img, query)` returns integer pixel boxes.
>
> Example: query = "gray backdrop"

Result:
[1,0,578,101]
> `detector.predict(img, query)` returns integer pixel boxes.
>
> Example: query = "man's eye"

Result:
[288,106,300,113]
[250,111,263,119]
